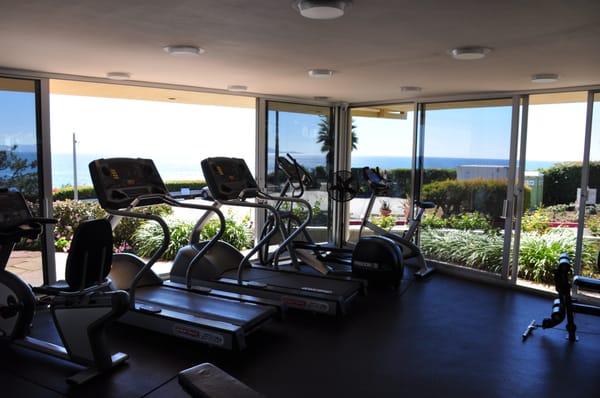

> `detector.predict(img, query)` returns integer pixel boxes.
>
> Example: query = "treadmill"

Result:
[170,157,365,316]
[89,157,277,350]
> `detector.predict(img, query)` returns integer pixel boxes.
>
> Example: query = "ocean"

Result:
[2,151,557,188]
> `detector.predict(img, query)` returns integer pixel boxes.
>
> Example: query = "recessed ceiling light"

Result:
[227,85,248,92]
[293,0,352,20]
[163,45,205,56]
[308,69,334,78]
[531,73,559,83]
[106,72,131,80]
[449,46,491,60]
[401,86,422,92]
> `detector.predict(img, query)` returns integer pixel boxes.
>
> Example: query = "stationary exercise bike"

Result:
[0,189,129,384]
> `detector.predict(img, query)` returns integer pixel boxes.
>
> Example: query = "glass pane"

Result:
[419,99,513,275]
[348,104,414,242]
[0,77,44,286]
[49,80,256,278]
[580,92,600,297]
[517,92,588,291]
[266,102,332,241]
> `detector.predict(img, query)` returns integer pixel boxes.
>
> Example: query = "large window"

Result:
[347,104,414,242]
[0,77,44,285]
[418,99,514,275]
[265,102,333,241]
[49,80,256,279]
[580,92,600,295]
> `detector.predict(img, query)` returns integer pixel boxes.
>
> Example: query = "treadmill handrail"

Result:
[162,198,227,289]
[108,209,170,309]
[217,198,282,283]
[104,192,228,305]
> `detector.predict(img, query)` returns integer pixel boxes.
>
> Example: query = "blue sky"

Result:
[0,91,36,148]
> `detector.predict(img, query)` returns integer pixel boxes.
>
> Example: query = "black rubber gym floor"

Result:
[2,270,599,397]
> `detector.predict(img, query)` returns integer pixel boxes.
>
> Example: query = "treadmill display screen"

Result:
[89,158,169,210]
[201,157,258,201]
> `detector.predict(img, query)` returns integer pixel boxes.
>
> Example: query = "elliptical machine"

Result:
[0,189,129,384]
[261,155,407,289]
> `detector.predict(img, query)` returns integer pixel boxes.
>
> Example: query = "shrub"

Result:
[132,213,254,261]
[447,212,491,231]
[421,228,599,283]
[518,230,597,283]
[133,218,194,261]
[199,214,254,251]
[52,200,105,251]
[371,215,396,231]
[542,161,600,206]
[421,212,491,230]
[422,214,447,229]
[521,209,551,234]
[51,200,171,250]
[421,178,531,220]
[420,229,504,273]
[587,214,600,236]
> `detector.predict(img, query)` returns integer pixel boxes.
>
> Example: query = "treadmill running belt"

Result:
[135,286,273,328]
[221,268,361,297]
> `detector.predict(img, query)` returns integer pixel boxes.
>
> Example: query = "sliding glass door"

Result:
[265,101,333,241]
[417,99,515,276]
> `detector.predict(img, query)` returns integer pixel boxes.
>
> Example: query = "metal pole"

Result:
[72,131,78,201]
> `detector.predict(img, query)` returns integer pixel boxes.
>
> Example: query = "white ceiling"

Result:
[1,0,599,102]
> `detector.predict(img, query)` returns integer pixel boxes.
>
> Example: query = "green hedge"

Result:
[543,162,600,206]
[421,178,531,219]
[52,180,206,200]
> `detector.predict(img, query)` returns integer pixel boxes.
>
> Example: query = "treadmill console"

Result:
[89,158,169,210]
[201,157,258,201]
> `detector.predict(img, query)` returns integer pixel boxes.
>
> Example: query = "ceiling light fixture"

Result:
[293,0,351,20]
[106,72,131,80]
[531,73,559,83]
[163,45,205,56]
[227,85,248,92]
[401,86,422,92]
[308,69,334,78]
[449,46,491,60]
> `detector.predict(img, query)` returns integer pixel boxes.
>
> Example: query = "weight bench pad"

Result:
[178,363,263,398]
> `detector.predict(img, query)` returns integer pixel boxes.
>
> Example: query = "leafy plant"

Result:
[420,228,599,283]
[521,209,551,234]
[447,212,491,231]
[421,213,447,229]
[132,212,254,261]
[199,214,254,251]
[371,215,396,231]
[133,218,194,261]
[587,214,600,236]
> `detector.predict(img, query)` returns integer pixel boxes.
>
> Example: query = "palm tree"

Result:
[316,116,358,168]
